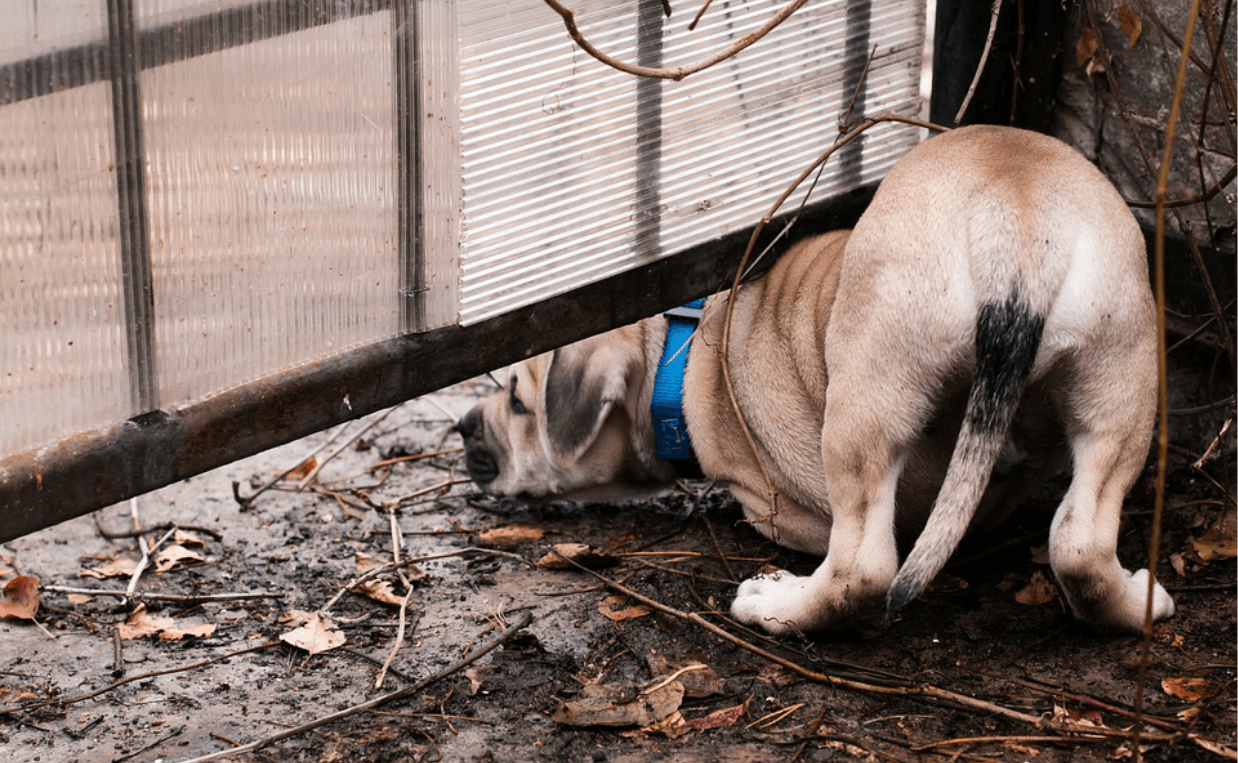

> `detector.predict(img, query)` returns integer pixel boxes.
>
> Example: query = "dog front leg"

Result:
[730,445,904,635]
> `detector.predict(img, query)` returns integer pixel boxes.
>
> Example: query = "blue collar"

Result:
[652,299,705,470]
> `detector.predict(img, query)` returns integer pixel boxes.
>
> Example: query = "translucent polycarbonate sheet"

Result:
[0,0,107,66]
[455,0,924,325]
[0,38,132,454]
[139,10,400,405]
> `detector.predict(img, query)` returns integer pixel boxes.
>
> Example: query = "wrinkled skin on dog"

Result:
[457,126,1175,636]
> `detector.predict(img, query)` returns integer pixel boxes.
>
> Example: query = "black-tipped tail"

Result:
[887,292,1045,619]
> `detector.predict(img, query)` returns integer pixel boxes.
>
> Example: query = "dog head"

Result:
[456,327,674,501]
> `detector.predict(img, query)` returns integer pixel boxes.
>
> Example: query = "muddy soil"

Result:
[1,378,1234,763]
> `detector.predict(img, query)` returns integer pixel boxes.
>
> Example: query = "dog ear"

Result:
[542,343,630,461]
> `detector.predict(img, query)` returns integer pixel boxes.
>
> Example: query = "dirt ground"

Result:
[1,377,1234,763]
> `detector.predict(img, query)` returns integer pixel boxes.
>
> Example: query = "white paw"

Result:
[730,570,809,635]
[1127,568,1175,621]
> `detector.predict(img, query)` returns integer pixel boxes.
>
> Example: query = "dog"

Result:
[456,125,1175,635]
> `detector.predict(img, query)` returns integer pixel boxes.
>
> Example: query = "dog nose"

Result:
[456,408,481,440]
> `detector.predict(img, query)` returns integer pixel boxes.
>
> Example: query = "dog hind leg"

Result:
[1048,346,1174,630]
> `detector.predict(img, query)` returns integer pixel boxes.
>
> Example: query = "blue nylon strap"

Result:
[652,298,705,461]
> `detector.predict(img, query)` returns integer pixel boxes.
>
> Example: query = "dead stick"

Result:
[547,550,1182,745]
[174,612,533,763]
[0,642,279,715]
[953,0,1003,125]
[45,586,286,604]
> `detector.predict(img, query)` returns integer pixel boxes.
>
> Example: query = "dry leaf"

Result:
[598,595,651,622]
[685,700,749,731]
[0,575,40,621]
[355,552,380,572]
[358,579,408,607]
[81,558,139,580]
[279,612,346,655]
[154,544,204,573]
[1162,676,1210,702]
[1014,570,1058,606]
[552,680,684,727]
[1052,703,1106,728]
[172,529,206,547]
[1076,27,1099,67]
[537,543,619,570]
[1189,511,1237,562]
[286,456,319,481]
[118,604,217,641]
[476,526,546,547]
[647,654,724,698]
[633,710,690,739]
[1117,2,1142,47]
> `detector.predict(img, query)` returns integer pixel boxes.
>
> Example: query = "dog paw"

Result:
[1126,568,1175,621]
[730,571,811,635]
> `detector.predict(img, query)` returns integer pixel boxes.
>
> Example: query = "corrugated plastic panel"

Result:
[455,0,924,324]
[139,9,400,405]
[0,4,132,454]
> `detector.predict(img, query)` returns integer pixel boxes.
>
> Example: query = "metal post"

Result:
[106,0,159,413]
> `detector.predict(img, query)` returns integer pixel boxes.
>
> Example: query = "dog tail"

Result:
[886,289,1045,619]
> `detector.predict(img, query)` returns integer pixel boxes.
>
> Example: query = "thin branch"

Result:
[43,586,286,604]
[174,612,533,763]
[954,0,1004,125]
[1124,164,1237,208]
[540,0,809,81]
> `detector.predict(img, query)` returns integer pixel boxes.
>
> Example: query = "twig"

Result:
[0,642,279,715]
[1137,5,1203,762]
[545,549,1187,747]
[953,0,1003,125]
[1125,164,1237,208]
[297,404,404,490]
[125,526,176,602]
[43,586,286,604]
[232,420,354,508]
[687,0,715,31]
[370,447,463,474]
[540,0,809,81]
[173,612,533,763]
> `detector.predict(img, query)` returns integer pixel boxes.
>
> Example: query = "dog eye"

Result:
[509,383,531,415]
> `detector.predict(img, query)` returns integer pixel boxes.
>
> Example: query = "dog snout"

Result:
[456,407,482,441]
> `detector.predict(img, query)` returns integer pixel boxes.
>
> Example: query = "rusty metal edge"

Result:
[0,191,876,543]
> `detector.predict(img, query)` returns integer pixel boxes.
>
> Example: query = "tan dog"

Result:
[456,125,1175,635]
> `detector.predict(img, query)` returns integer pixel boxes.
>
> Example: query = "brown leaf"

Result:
[647,654,724,698]
[1162,676,1210,703]
[358,579,408,607]
[81,558,139,580]
[685,700,749,731]
[1052,703,1106,728]
[154,544,204,573]
[598,595,651,622]
[279,612,345,655]
[476,526,546,547]
[537,543,619,570]
[552,681,684,727]
[118,604,217,641]
[285,456,319,481]
[1076,27,1099,67]
[1014,570,1058,606]
[1117,2,1142,47]
[1189,510,1237,562]
[172,529,207,548]
[0,575,40,620]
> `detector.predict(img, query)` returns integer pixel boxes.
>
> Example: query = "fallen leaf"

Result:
[553,680,684,727]
[172,529,207,548]
[1052,703,1106,728]
[537,543,619,570]
[286,456,319,481]
[647,654,724,698]
[279,609,316,627]
[279,612,345,655]
[634,710,690,739]
[1189,511,1237,562]
[685,700,749,731]
[1076,27,1099,67]
[476,526,545,547]
[355,552,380,572]
[1014,570,1058,606]
[1162,676,1210,703]
[598,595,651,622]
[358,579,408,607]
[1169,552,1188,577]
[0,575,40,620]
[154,544,204,572]
[1117,2,1142,47]
[118,604,217,641]
[81,558,139,580]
